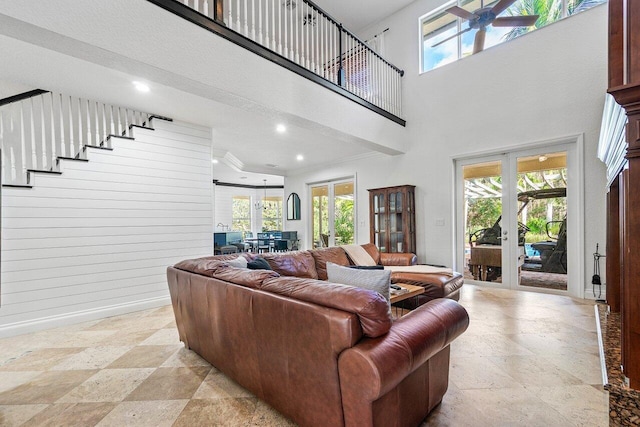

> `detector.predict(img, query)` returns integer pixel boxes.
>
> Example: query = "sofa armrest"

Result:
[338,299,468,402]
[379,252,417,266]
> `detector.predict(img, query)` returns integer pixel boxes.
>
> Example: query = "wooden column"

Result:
[606,178,620,312]
[608,0,640,390]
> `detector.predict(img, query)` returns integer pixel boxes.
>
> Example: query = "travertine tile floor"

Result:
[0,285,608,426]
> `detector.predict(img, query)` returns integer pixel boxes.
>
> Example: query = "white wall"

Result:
[285,4,609,298]
[0,119,213,337]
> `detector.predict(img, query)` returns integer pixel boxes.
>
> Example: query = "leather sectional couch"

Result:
[167,245,469,426]
[249,243,463,307]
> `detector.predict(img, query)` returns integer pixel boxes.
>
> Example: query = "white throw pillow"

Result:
[326,262,391,314]
[227,256,248,269]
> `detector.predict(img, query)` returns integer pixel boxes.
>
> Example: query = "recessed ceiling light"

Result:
[211,159,219,164]
[296,154,304,161]
[133,81,150,92]
[276,124,286,133]
[538,155,548,162]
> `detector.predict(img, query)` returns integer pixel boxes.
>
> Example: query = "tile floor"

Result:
[0,285,608,426]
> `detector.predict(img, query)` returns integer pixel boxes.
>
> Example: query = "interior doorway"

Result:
[310,179,355,248]
[455,139,583,297]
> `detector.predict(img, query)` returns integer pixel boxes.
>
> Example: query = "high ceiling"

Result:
[0,0,412,185]
[316,0,416,32]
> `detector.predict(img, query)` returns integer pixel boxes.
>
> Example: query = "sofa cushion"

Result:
[310,247,351,280]
[259,251,319,279]
[174,257,228,277]
[261,276,392,338]
[326,262,391,318]
[247,257,271,270]
[212,266,280,289]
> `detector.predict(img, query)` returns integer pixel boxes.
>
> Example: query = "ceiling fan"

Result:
[432,0,539,54]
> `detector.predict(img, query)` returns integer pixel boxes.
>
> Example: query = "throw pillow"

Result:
[247,257,272,270]
[227,256,248,269]
[326,262,391,315]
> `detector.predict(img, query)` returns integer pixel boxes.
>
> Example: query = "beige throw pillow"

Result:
[326,262,391,315]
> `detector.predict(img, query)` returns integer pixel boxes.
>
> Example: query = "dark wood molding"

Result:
[56,156,89,163]
[106,134,135,141]
[213,180,283,189]
[1,184,33,188]
[129,124,155,131]
[608,83,640,111]
[83,145,114,151]
[607,0,640,390]
[0,89,48,107]
[608,0,624,88]
[149,115,174,122]
[26,169,63,175]
[607,178,621,312]
[144,0,406,127]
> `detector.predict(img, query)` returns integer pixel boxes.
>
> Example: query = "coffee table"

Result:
[390,284,425,317]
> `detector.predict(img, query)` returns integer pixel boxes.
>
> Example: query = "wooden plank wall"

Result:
[0,119,213,337]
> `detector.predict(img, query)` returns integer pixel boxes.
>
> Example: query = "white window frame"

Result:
[419,0,604,74]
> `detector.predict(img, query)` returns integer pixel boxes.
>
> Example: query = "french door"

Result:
[455,141,581,296]
[310,179,355,248]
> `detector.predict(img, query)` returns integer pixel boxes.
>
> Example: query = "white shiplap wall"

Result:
[0,119,213,337]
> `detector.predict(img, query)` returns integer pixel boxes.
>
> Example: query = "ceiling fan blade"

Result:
[492,15,539,27]
[444,5,478,21]
[490,0,518,16]
[431,27,472,48]
[473,27,486,54]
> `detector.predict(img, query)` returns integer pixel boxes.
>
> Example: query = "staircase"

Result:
[0,90,164,187]
[0,100,213,336]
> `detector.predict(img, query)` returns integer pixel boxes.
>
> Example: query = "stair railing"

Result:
[176,0,404,118]
[0,91,151,186]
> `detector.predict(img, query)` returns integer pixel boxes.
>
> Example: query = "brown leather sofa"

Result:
[168,256,469,427]
[242,243,463,308]
[357,243,464,308]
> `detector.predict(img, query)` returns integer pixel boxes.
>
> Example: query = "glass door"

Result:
[311,179,355,248]
[389,190,404,253]
[456,145,576,293]
[457,156,517,287]
[515,150,568,292]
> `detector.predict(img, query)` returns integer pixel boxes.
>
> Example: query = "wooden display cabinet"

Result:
[368,185,416,254]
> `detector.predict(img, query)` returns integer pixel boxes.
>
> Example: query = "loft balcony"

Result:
[148,0,405,125]
[0,0,409,169]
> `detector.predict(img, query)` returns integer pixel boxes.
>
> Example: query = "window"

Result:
[262,197,283,231]
[421,0,606,73]
[232,196,252,232]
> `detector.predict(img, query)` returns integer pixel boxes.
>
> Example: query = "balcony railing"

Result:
[149,0,405,124]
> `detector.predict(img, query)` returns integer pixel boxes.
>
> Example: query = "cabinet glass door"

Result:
[390,191,405,252]
[373,193,385,252]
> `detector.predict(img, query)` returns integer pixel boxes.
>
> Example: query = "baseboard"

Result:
[0,296,171,339]
[585,285,606,301]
